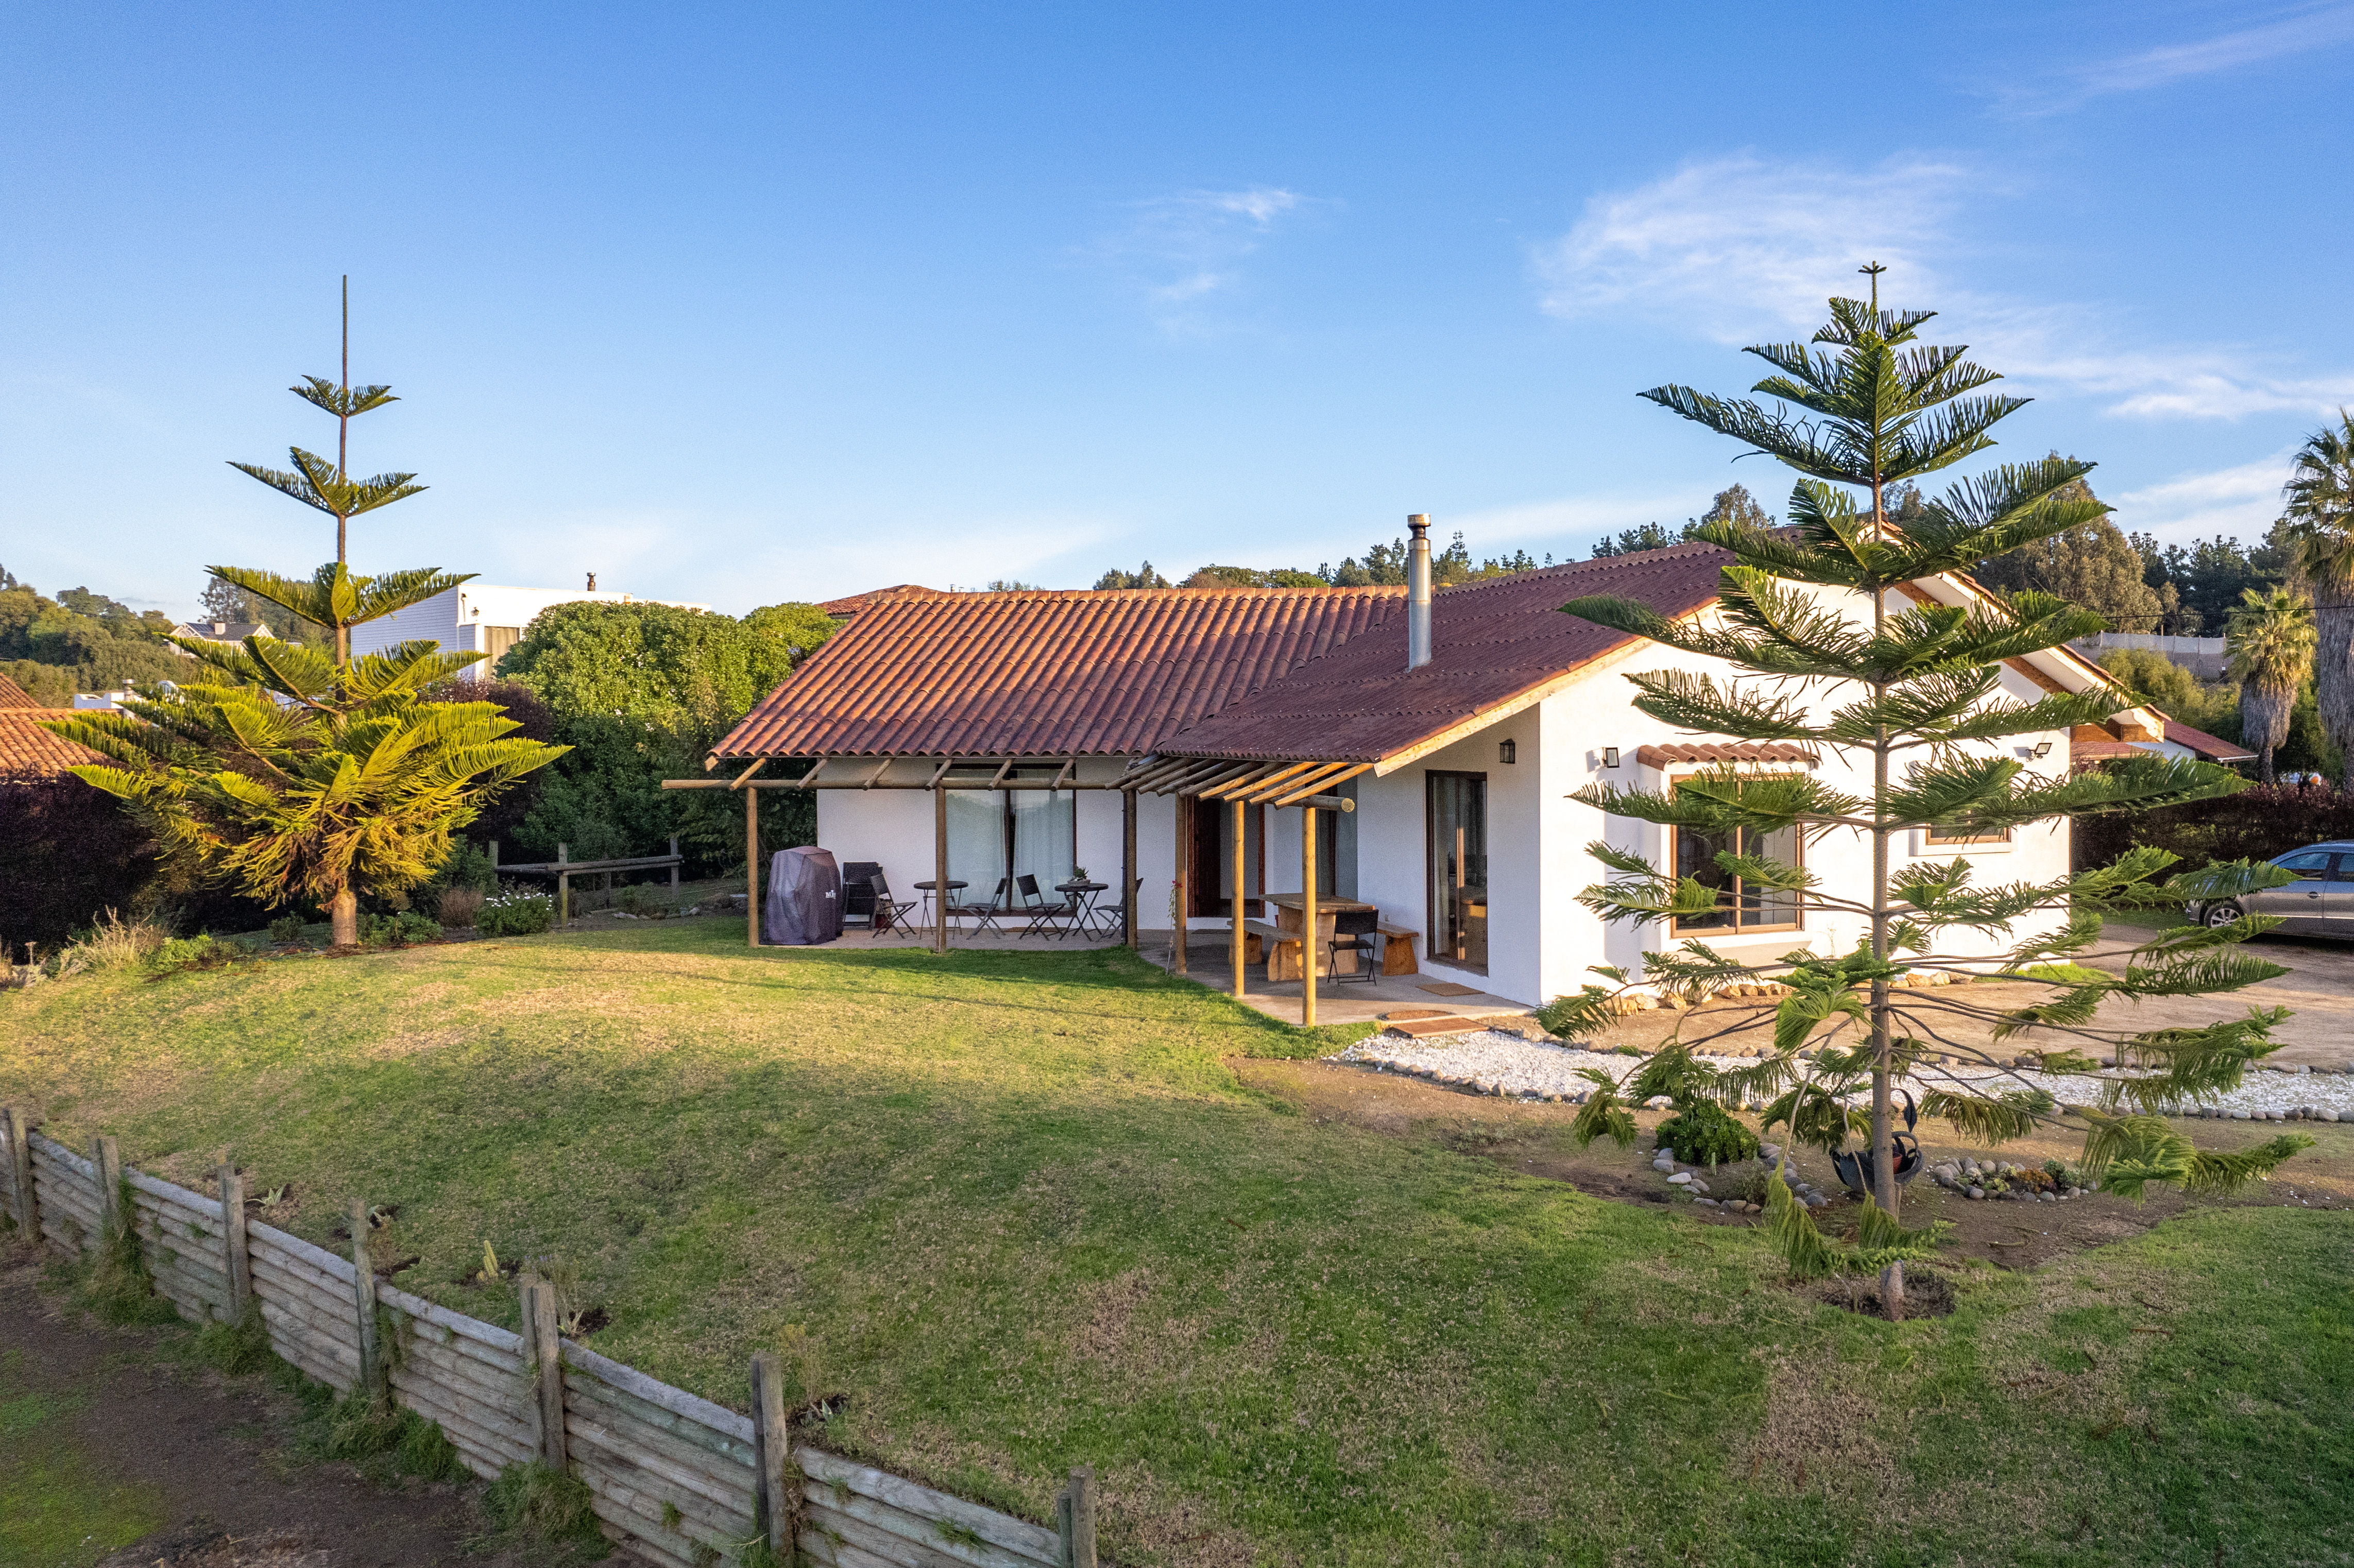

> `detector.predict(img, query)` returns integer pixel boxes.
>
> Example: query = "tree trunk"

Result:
[2260,744,2276,787]
[2317,604,2354,791]
[330,888,358,948]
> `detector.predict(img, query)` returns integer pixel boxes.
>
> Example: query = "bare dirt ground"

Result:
[1238,1055,2354,1271]
[0,1251,601,1568]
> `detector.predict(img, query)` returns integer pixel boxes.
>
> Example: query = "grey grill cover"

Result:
[763,847,842,945]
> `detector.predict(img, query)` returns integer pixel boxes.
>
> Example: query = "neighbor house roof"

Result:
[1164,546,1729,769]
[2161,717,2256,763]
[715,586,1403,759]
[0,709,104,780]
[816,584,946,618]
[0,673,40,709]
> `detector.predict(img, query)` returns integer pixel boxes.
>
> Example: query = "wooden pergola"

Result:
[663,752,1365,1026]
[1119,757,1367,1027]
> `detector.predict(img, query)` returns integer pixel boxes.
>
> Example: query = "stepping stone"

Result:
[1418,981,1483,997]
[1380,1007,1454,1020]
[1381,1016,1483,1038]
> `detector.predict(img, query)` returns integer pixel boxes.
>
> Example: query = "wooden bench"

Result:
[1239,920,1421,980]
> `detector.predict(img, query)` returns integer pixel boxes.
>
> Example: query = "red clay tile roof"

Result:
[2161,717,2256,763]
[1163,546,1730,764]
[1635,742,1818,769]
[715,587,1404,758]
[816,584,945,618]
[0,709,105,780]
[0,673,40,709]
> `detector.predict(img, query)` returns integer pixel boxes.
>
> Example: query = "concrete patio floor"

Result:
[1138,933,1534,1028]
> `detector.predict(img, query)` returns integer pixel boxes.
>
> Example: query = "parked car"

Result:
[2188,841,2354,935]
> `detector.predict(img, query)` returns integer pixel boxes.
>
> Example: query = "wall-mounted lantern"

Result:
[1602,747,1621,769]
[1498,738,1517,764]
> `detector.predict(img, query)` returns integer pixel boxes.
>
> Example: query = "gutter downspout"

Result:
[1406,514,1432,671]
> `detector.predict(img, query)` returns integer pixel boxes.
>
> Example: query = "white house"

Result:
[353,583,712,679]
[709,527,2156,1008]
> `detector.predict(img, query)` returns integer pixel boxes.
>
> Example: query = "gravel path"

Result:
[1333,1029,2354,1122]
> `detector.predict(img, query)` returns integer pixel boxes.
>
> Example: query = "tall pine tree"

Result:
[1548,270,2308,1316]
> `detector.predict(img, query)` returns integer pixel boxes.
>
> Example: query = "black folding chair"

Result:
[952,878,1013,935]
[1015,874,1073,939]
[1329,908,1385,982]
[865,872,919,936]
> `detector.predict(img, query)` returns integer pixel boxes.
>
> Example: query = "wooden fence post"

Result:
[557,842,571,929]
[350,1198,381,1399]
[1056,1466,1098,1568]
[4,1108,34,1240]
[519,1276,569,1469]
[669,833,680,899]
[92,1134,122,1247]
[750,1351,793,1562]
[217,1165,251,1319]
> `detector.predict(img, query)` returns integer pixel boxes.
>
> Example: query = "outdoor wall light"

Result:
[2032,740,2053,758]
[1602,747,1622,769]
[1499,738,1517,764]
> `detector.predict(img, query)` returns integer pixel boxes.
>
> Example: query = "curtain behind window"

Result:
[1010,790,1075,891]
[947,792,1006,903]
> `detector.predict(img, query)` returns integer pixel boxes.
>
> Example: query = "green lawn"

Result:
[0,1347,166,1567]
[6,919,2350,1566]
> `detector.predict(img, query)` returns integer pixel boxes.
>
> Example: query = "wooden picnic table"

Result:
[1255,892,1418,978]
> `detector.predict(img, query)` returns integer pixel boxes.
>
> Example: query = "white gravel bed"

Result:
[1333,1029,2354,1122]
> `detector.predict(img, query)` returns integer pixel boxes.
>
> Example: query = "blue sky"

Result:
[5,2,2352,616]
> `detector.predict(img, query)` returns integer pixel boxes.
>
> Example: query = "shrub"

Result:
[434,884,486,928]
[267,914,307,945]
[50,907,168,977]
[1654,1099,1760,1167]
[150,933,238,975]
[477,890,554,937]
[615,881,674,917]
[356,911,441,947]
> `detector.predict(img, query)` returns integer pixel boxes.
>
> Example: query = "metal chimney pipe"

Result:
[1406,514,1433,670]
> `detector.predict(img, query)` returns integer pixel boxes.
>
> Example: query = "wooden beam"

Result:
[1270,763,1371,807]
[1172,793,1189,975]
[729,757,770,790]
[934,778,950,956]
[988,757,1017,788]
[924,757,954,789]
[1231,798,1246,1000]
[1049,756,1077,791]
[1122,785,1138,950]
[1301,802,1317,1029]
[789,756,830,789]
[858,758,893,789]
[746,785,760,949]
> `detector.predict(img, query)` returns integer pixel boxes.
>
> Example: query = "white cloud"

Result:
[2001,4,2354,115]
[1089,186,1327,334]
[1535,153,1974,339]
[1538,152,2354,421]
[2114,453,2294,543]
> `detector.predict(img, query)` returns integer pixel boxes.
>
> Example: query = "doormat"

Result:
[1383,1016,1481,1038]
[1418,981,1482,997]
[1379,1007,1452,1020]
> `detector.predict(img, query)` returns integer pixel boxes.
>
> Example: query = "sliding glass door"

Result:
[945,778,1075,904]
[1427,772,1488,972]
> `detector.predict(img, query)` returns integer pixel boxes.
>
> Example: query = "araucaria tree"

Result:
[1547,272,2309,1317]
[47,302,564,945]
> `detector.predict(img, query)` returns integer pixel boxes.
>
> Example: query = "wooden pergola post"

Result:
[1231,798,1246,999]
[1301,804,1317,1029]
[745,786,760,948]
[1172,796,1188,975]
[934,773,950,956]
[1121,786,1138,950]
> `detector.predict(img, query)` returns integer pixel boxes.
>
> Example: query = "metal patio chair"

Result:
[1014,874,1074,939]
[864,872,919,936]
[839,861,882,930]
[952,878,1013,936]
[1328,908,1385,983]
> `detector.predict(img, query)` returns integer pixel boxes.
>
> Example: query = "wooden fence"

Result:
[0,1108,1097,1568]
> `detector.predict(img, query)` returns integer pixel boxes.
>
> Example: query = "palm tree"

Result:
[2280,411,2354,785]
[2225,588,2315,785]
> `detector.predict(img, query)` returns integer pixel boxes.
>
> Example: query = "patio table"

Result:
[1053,880,1109,940]
[913,879,967,938]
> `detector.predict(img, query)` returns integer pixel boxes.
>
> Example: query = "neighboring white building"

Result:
[353,583,713,680]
